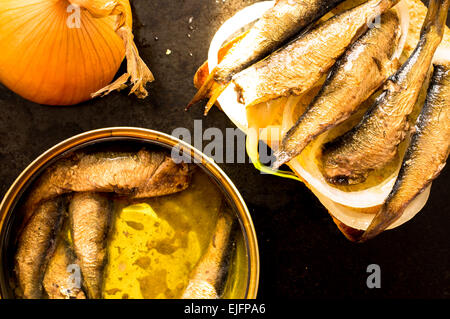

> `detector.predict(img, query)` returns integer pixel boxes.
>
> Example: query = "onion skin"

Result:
[0,0,136,105]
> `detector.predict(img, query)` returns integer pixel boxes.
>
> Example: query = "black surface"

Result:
[0,0,449,299]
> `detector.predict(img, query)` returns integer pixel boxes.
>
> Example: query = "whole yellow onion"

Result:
[0,0,153,105]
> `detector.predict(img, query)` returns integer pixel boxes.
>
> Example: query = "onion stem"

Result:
[246,127,302,182]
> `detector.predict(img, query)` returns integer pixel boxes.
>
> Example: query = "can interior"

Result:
[0,136,253,299]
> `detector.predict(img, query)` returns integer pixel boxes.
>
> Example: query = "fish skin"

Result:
[43,239,86,299]
[233,0,400,108]
[24,150,193,222]
[186,0,346,113]
[215,0,346,83]
[15,199,64,299]
[182,207,234,299]
[359,62,450,241]
[70,192,111,299]
[322,0,449,185]
[273,10,401,169]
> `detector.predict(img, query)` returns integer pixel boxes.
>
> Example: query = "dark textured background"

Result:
[0,0,449,299]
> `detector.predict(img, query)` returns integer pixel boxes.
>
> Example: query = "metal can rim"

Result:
[0,127,260,299]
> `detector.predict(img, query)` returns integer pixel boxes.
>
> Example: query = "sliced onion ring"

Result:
[207,0,425,231]
[208,1,275,71]
[208,1,275,131]
[433,47,450,64]
[310,184,431,230]
[392,0,409,60]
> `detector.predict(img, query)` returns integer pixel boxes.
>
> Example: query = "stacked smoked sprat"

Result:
[189,0,450,241]
[14,149,236,299]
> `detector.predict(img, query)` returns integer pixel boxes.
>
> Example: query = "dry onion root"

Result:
[0,0,153,105]
[197,0,449,240]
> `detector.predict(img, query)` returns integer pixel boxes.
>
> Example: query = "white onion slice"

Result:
[281,95,302,135]
[207,1,276,71]
[211,0,411,207]
[288,137,400,208]
[219,83,248,132]
[210,0,410,132]
[207,0,426,230]
[433,47,450,64]
[208,1,276,131]
[392,0,409,60]
[307,182,431,230]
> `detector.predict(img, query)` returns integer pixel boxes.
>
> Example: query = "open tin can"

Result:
[0,127,259,299]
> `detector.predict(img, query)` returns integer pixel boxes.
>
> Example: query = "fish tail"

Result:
[357,204,399,242]
[185,71,216,110]
[421,0,449,38]
[272,150,291,171]
[203,83,227,116]
[185,69,227,114]
[273,125,310,170]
